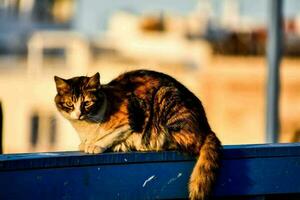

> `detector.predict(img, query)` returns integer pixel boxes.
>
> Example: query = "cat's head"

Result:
[54,73,106,122]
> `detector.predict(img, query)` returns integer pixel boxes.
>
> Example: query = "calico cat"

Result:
[54,70,221,200]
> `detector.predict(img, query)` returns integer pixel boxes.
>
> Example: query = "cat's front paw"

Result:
[84,144,105,154]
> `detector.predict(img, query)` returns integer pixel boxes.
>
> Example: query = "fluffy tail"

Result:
[189,132,221,200]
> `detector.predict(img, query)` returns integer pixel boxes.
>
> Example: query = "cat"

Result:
[54,70,221,200]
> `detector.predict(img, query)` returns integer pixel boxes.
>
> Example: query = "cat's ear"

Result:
[86,72,100,90]
[54,76,70,94]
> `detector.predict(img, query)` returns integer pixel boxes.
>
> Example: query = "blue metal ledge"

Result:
[1,143,300,199]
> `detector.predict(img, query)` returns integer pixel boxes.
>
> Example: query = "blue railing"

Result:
[1,143,300,200]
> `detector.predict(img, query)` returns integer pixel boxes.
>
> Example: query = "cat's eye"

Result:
[65,102,73,108]
[84,101,93,108]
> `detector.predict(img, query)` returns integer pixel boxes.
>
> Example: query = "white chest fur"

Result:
[70,120,101,142]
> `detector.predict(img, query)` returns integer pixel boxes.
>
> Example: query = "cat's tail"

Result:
[189,132,221,200]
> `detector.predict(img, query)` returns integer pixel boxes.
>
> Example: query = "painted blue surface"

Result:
[1,143,300,199]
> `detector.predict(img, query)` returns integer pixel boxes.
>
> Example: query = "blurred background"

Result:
[0,0,300,153]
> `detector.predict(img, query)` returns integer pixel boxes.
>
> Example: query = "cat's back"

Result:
[108,70,169,86]
[108,69,193,95]
[107,70,202,107]
[105,70,205,118]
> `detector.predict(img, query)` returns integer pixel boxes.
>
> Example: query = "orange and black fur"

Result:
[54,70,221,200]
